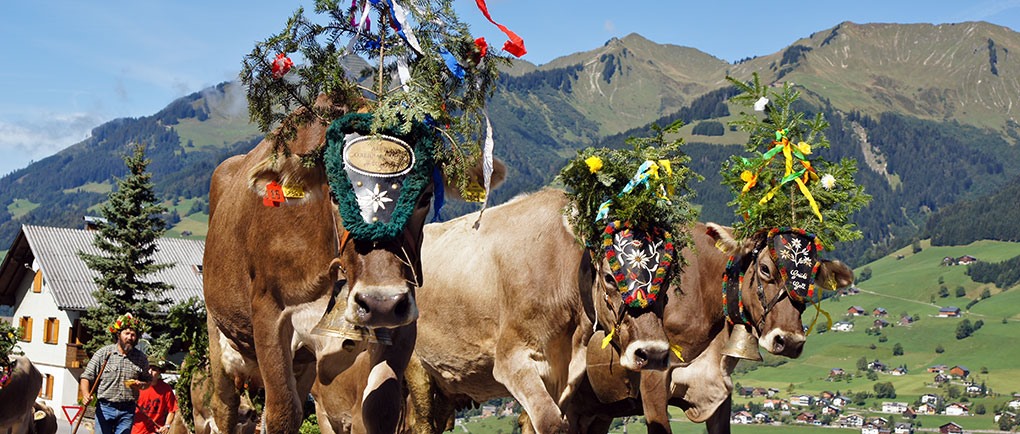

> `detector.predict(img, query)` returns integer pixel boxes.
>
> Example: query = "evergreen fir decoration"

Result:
[0,321,22,370]
[559,120,701,265]
[78,143,174,355]
[240,0,516,194]
[721,73,870,249]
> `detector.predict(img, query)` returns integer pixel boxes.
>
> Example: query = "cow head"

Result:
[708,223,853,358]
[590,221,677,371]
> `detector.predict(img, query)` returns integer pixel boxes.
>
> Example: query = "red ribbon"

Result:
[474,0,526,57]
[271,53,293,79]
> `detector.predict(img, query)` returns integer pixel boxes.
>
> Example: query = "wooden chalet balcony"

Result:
[65,343,89,368]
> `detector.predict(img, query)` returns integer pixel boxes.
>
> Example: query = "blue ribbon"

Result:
[439,48,465,80]
[593,160,656,222]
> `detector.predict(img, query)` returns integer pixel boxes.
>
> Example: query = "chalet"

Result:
[837,413,864,428]
[1007,399,1020,410]
[867,416,889,427]
[731,410,753,424]
[995,411,1016,423]
[833,321,854,332]
[939,421,963,434]
[934,373,951,384]
[928,364,948,373]
[894,422,914,434]
[873,307,888,317]
[861,423,880,434]
[921,394,941,406]
[795,411,816,424]
[945,403,969,416]
[754,412,772,424]
[820,404,841,416]
[848,306,868,316]
[868,360,887,372]
[949,365,970,379]
[790,394,815,407]
[938,306,961,318]
[0,225,205,411]
[898,316,914,326]
[890,367,907,376]
[762,398,789,411]
[966,382,984,395]
[882,402,909,414]
[902,407,916,419]
[916,403,938,415]
[957,255,978,265]
[820,390,835,400]
[480,405,498,417]
[767,387,780,397]
[873,318,890,328]
[832,395,851,407]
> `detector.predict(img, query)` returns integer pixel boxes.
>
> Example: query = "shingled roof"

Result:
[0,225,204,311]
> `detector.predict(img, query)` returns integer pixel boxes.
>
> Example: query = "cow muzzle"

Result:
[620,340,670,371]
[345,285,418,328]
[760,328,805,358]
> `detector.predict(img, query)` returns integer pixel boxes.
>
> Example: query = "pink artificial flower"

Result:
[272,53,293,79]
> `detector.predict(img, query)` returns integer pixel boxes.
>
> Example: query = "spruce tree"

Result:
[78,143,173,355]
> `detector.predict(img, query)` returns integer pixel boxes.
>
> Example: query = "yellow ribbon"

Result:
[753,131,824,222]
[670,343,685,362]
[601,326,616,349]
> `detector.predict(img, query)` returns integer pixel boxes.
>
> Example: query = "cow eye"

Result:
[758,264,772,280]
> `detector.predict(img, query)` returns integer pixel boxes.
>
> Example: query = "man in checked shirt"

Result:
[79,313,152,434]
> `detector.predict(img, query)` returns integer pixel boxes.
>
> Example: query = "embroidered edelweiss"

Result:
[780,238,814,267]
[357,183,393,213]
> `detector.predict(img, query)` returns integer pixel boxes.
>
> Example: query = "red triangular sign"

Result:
[62,405,83,424]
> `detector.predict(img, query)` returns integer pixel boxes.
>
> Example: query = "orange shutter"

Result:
[32,270,43,293]
[19,317,32,342]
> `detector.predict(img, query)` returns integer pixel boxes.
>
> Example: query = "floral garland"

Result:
[602,221,675,309]
[108,312,145,335]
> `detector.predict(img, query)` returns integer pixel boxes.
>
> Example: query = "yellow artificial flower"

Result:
[796,141,812,155]
[740,170,758,193]
[585,156,603,173]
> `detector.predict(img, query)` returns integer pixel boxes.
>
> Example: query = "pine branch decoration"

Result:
[721,73,871,249]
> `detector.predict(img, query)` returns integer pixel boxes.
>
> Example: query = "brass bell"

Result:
[312,281,392,345]
[721,325,763,361]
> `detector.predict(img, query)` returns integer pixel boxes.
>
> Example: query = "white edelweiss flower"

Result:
[820,174,837,190]
[754,97,769,112]
[357,183,393,213]
[622,248,651,269]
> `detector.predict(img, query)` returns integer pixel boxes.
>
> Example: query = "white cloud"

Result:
[604,19,616,33]
[0,112,105,175]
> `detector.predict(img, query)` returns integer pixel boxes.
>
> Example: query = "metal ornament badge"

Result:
[342,133,415,224]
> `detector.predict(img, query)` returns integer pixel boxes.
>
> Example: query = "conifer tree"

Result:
[78,143,173,355]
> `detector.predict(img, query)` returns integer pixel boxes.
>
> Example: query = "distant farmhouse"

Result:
[0,224,204,411]
[942,255,978,266]
[938,306,962,318]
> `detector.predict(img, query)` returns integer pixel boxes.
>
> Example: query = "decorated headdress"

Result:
[109,313,144,334]
[559,121,700,308]
[721,73,870,250]
[242,0,527,209]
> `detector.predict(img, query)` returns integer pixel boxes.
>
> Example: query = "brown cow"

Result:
[0,356,48,434]
[313,188,683,434]
[204,106,504,434]
[564,223,854,434]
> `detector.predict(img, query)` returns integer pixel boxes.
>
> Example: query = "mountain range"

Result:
[3,21,1020,266]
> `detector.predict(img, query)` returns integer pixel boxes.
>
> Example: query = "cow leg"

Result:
[493,347,567,434]
[250,301,302,434]
[206,320,241,434]
[359,326,416,434]
[404,354,452,434]
[703,396,732,434]
[640,370,672,434]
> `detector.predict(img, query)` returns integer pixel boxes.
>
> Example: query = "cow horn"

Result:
[721,325,763,361]
[311,281,392,345]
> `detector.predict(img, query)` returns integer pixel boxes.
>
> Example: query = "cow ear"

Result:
[817,259,854,290]
[705,223,741,254]
[442,158,507,200]
[247,153,327,204]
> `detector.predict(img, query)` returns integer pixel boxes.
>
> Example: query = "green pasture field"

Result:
[7,198,40,219]
[168,213,209,238]
[730,238,1020,428]
[62,181,113,194]
[173,116,260,150]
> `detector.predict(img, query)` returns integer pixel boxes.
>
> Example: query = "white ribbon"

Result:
[390,0,423,54]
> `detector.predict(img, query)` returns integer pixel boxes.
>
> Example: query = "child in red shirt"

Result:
[131,359,178,434]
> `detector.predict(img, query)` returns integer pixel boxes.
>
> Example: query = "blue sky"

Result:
[3,0,1020,176]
